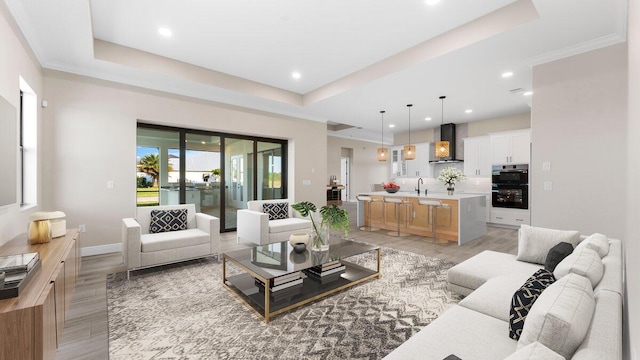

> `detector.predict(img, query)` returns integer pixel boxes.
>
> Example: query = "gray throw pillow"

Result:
[544,242,574,272]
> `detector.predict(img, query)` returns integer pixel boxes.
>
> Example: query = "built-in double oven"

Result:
[492,164,529,209]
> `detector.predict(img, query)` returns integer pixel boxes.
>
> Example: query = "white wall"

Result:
[327,136,389,200]
[530,43,627,238]
[41,70,327,249]
[0,3,44,247]
[626,0,640,357]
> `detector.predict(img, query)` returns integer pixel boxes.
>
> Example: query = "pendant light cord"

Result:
[380,110,385,147]
[407,104,413,145]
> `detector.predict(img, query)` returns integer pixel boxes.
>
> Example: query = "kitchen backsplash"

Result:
[390,175,492,194]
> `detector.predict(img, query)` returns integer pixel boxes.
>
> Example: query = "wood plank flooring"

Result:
[55,203,518,359]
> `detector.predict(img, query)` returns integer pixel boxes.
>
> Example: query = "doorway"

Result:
[136,124,287,232]
[340,157,349,202]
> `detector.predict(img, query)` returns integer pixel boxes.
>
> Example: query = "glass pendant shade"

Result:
[377,147,388,161]
[403,144,416,160]
[435,141,450,157]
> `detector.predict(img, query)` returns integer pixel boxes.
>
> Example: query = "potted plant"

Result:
[210,168,221,182]
[291,201,349,251]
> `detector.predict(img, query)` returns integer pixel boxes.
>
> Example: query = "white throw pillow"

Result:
[504,342,565,360]
[574,233,609,258]
[554,248,604,288]
[518,273,595,359]
[517,225,580,265]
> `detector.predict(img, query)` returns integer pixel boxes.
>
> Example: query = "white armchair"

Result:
[123,204,220,278]
[236,199,312,245]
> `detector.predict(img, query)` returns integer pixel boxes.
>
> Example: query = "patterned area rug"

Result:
[107,247,461,360]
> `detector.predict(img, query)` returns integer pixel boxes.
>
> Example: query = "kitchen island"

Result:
[356,192,486,245]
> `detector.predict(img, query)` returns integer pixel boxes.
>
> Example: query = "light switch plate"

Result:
[302,180,311,185]
[107,180,114,189]
[544,181,552,190]
[542,161,551,171]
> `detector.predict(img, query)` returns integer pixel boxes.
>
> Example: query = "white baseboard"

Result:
[81,243,122,257]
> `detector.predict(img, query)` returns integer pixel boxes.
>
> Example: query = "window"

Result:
[19,77,37,208]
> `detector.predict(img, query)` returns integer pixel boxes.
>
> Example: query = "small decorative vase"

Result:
[28,220,52,244]
[293,243,307,253]
[311,224,330,252]
[289,232,310,246]
[447,187,455,195]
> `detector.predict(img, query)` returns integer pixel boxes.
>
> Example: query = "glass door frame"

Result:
[137,123,288,232]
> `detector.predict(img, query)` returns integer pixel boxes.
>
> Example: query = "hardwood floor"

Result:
[55,203,518,359]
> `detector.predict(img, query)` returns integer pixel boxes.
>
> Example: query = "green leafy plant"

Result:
[291,201,349,249]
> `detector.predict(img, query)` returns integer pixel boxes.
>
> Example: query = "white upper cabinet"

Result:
[392,143,434,178]
[464,136,491,177]
[490,129,531,164]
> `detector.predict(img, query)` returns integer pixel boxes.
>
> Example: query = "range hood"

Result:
[429,123,463,163]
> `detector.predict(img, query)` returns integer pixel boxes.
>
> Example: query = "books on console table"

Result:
[0,252,40,274]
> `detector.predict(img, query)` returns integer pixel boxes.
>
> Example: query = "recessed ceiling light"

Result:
[201,141,206,145]
[425,117,432,121]
[465,109,473,114]
[523,91,533,96]
[389,124,395,128]
[502,71,514,78]
[158,27,172,37]
[425,0,441,5]
[292,72,301,79]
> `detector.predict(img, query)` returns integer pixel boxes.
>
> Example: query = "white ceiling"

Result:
[4,0,627,143]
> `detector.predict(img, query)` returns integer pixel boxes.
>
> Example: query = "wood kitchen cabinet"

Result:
[464,136,491,177]
[366,195,459,242]
[0,229,81,359]
[490,129,530,164]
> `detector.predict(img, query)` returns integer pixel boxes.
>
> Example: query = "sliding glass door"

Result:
[137,124,287,232]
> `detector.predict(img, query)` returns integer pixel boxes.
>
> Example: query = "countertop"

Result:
[359,191,486,200]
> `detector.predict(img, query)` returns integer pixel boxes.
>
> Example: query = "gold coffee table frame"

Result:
[222,241,381,324]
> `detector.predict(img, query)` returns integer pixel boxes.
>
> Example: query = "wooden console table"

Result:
[0,229,81,360]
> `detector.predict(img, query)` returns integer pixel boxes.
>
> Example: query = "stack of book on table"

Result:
[304,260,346,284]
[255,271,303,301]
[0,252,41,299]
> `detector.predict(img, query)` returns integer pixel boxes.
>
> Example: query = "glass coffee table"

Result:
[223,238,381,323]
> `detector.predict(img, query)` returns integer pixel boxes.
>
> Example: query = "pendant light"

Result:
[403,104,416,160]
[435,96,450,158]
[377,110,388,161]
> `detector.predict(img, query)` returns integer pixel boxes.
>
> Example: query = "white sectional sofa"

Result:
[236,199,312,245]
[123,204,220,278]
[385,227,623,360]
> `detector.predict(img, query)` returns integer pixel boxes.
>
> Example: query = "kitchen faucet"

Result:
[416,178,424,195]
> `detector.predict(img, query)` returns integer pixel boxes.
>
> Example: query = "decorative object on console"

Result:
[377,110,388,161]
[28,211,66,244]
[437,166,465,195]
[291,201,349,252]
[403,104,416,160]
[435,95,450,158]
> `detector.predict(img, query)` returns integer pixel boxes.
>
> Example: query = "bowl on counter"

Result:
[384,188,399,193]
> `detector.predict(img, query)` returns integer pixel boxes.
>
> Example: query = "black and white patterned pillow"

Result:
[509,269,556,340]
[149,209,188,233]
[263,202,289,220]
